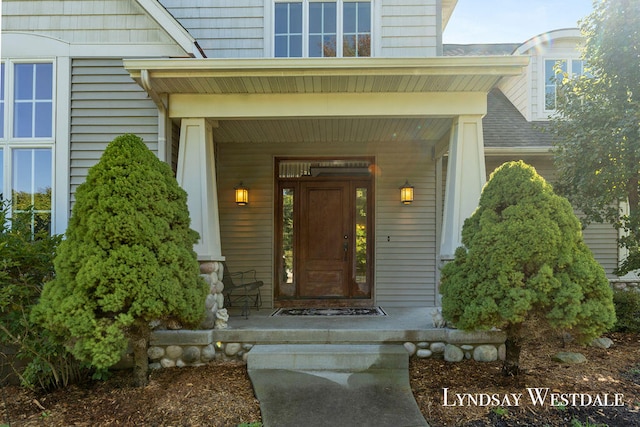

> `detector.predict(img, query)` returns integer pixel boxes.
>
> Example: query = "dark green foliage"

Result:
[550,0,640,275]
[612,289,640,333]
[32,134,207,385]
[440,161,616,374]
[0,201,88,390]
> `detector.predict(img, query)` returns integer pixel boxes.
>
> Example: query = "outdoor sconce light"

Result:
[400,180,414,205]
[235,182,249,206]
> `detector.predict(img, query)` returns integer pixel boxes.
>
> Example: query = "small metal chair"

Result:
[221,262,264,319]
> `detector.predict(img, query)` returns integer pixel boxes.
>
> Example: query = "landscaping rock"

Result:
[182,346,201,363]
[590,337,614,349]
[416,349,433,358]
[444,344,464,362]
[552,352,587,364]
[473,345,498,362]
[404,342,417,356]
[430,342,446,353]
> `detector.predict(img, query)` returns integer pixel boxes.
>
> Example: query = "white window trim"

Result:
[267,0,374,58]
[1,33,71,235]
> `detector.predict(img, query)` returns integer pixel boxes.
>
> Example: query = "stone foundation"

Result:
[148,328,507,368]
[197,261,229,330]
[610,279,640,292]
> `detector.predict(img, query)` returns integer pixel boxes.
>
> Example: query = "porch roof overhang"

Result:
[124,57,529,144]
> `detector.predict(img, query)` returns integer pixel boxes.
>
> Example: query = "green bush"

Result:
[612,288,640,333]
[0,201,88,390]
[32,134,207,387]
[440,161,616,375]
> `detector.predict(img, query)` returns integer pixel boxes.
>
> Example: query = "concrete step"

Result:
[247,344,408,371]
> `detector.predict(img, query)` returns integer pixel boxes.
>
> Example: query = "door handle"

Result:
[343,235,348,261]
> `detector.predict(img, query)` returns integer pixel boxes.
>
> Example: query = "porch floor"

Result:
[214,306,505,346]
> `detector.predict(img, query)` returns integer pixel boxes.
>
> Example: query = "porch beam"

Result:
[440,115,486,261]
[177,118,225,261]
[168,92,487,119]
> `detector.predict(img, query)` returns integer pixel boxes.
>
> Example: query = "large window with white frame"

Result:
[0,60,54,234]
[274,0,372,58]
[544,58,585,112]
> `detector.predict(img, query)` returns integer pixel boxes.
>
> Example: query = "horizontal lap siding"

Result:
[70,59,158,203]
[217,140,437,309]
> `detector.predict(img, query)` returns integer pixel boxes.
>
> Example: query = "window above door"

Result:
[273,0,372,58]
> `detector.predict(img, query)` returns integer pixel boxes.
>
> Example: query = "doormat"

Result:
[271,307,386,317]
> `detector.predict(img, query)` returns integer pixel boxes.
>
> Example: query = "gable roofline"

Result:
[514,28,583,55]
[135,0,205,58]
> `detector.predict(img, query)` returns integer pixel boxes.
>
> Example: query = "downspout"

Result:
[140,69,169,163]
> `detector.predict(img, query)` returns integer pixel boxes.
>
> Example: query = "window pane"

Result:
[35,102,53,137]
[280,187,295,297]
[275,3,289,33]
[343,2,371,57]
[14,103,33,137]
[0,64,4,139]
[290,35,302,57]
[290,3,302,33]
[275,35,289,57]
[12,149,52,234]
[355,187,369,295]
[274,3,302,57]
[0,149,3,200]
[13,63,53,138]
[357,2,371,32]
[324,3,336,33]
[33,149,52,210]
[309,2,337,57]
[309,35,323,57]
[309,2,322,33]
[35,63,53,99]
[545,86,556,110]
[344,2,356,33]
[14,64,33,100]
[572,59,583,76]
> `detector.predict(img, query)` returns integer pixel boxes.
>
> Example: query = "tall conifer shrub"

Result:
[33,134,207,386]
[440,161,615,375]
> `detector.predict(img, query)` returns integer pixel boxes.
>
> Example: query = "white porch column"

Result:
[177,118,224,261]
[440,115,486,261]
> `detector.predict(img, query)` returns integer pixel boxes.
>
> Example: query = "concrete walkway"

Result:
[247,344,429,427]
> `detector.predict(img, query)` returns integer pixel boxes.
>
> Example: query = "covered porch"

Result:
[124,57,528,311]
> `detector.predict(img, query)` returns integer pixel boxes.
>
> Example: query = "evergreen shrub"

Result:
[612,288,640,333]
[32,134,207,386]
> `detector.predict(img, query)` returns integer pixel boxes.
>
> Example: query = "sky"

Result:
[444,0,595,44]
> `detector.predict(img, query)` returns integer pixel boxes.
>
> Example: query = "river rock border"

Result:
[148,328,507,368]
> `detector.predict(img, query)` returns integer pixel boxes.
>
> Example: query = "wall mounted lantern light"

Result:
[235,182,249,206]
[400,180,414,205]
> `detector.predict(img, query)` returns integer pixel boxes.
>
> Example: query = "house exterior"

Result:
[0,0,620,312]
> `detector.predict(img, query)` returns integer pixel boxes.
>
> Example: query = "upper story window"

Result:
[1,61,54,234]
[274,0,371,58]
[544,59,585,111]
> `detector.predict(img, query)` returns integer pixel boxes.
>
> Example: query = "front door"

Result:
[276,159,373,304]
[299,181,351,297]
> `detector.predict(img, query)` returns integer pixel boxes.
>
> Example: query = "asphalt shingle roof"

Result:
[483,88,553,148]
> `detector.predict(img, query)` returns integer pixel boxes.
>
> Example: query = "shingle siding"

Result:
[2,0,181,48]
[159,0,264,58]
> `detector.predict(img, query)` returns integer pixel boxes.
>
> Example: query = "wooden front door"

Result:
[276,169,373,303]
[298,181,351,297]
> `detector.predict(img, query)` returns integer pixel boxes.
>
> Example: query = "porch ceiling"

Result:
[211,117,452,144]
[126,57,528,145]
